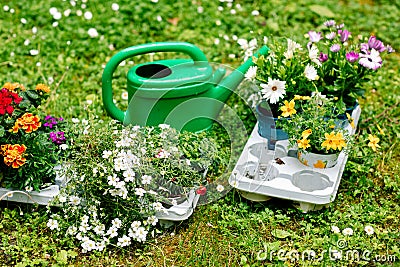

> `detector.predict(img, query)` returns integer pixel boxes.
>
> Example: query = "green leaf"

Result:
[0,125,4,137]
[271,229,291,239]
[308,5,335,17]
[25,90,39,99]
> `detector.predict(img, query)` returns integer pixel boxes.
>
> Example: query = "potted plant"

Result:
[240,20,394,147]
[277,93,354,169]
[307,20,395,112]
[48,113,226,251]
[240,36,319,148]
[0,82,67,193]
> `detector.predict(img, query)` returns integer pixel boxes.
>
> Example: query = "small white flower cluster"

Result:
[331,225,375,236]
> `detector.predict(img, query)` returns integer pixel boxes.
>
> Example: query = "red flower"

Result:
[196,186,207,196]
[0,88,22,116]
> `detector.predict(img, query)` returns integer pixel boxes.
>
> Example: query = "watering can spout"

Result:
[213,45,269,103]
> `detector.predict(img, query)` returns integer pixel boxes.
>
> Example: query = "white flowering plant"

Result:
[48,114,224,252]
[240,19,394,115]
[240,36,319,117]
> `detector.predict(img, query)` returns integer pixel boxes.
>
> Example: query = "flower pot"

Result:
[297,150,339,168]
[255,103,288,150]
[335,102,359,128]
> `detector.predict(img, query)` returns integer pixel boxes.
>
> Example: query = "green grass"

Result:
[1,0,400,266]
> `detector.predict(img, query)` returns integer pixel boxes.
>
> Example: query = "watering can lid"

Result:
[127,59,214,96]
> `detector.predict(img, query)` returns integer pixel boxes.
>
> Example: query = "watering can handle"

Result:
[102,42,209,122]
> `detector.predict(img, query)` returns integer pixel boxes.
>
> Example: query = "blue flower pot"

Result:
[256,103,289,150]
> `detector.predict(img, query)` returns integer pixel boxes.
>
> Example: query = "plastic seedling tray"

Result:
[0,165,65,206]
[229,105,361,212]
[156,190,200,227]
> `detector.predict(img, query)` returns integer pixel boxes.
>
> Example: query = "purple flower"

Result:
[324,20,336,27]
[330,44,341,52]
[308,31,323,43]
[360,43,369,53]
[368,36,386,52]
[325,32,336,40]
[336,23,345,29]
[319,52,328,62]
[386,45,395,53]
[346,51,359,63]
[338,29,351,42]
[49,131,66,145]
[359,49,382,70]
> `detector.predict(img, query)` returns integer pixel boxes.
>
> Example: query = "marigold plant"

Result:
[0,82,68,191]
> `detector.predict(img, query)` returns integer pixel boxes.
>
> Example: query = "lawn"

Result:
[1,0,399,266]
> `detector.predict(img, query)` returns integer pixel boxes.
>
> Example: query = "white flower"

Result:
[121,91,128,100]
[69,196,81,206]
[359,49,382,70]
[3,5,10,11]
[304,64,318,80]
[21,18,27,24]
[60,144,68,150]
[117,235,131,247]
[135,227,148,242]
[88,28,99,38]
[155,149,170,159]
[216,184,225,192]
[251,10,259,16]
[107,174,120,186]
[82,239,96,252]
[112,218,122,228]
[342,227,353,236]
[308,44,322,66]
[106,227,118,238]
[231,180,239,188]
[93,224,105,235]
[260,78,286,104]
[146,216,158,226]
[123,169,135,182]
[331,225,340,233]
[131,221,141,230]
[245,66,257,81]
[158,124,170,130]
[141,175,152,185]
[152,202,163,211]
[53,11,62,20]
[58,195,67,203]
[30,49,39,56]
[284,39,302,59]
[135,188,146,197]
[84,11,92,20]
[71,118,80,123]
[364,225,374,235]
[47,219,59,230]
[25,186,33,192]
[102,150,112,159]
[111,3,119,11]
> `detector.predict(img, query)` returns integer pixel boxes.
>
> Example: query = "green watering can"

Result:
[102,42,269,132]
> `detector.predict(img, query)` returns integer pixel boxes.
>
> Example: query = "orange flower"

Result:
[313,160,326,169]
[280,99,297,117]
[35,84,51,93]
[11,113,41,133]
[2,82,25,91]
[1,144,27,168]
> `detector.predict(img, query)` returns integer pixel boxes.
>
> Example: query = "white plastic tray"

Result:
[229,105,361,212]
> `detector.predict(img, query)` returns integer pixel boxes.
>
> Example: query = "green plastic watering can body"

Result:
[102,42,269,132]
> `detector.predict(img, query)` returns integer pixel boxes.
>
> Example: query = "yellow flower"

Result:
[333,132,347,151]
[301,129,312,139]
[294,95,311,101]
[2,82,25,91]
[313,160,326,169]
[297,138,311,149]
[280,99,296,117]
[346,113,355,129]
[368,134,380,151]
[321,132,337,151]
[377,125,385,136]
